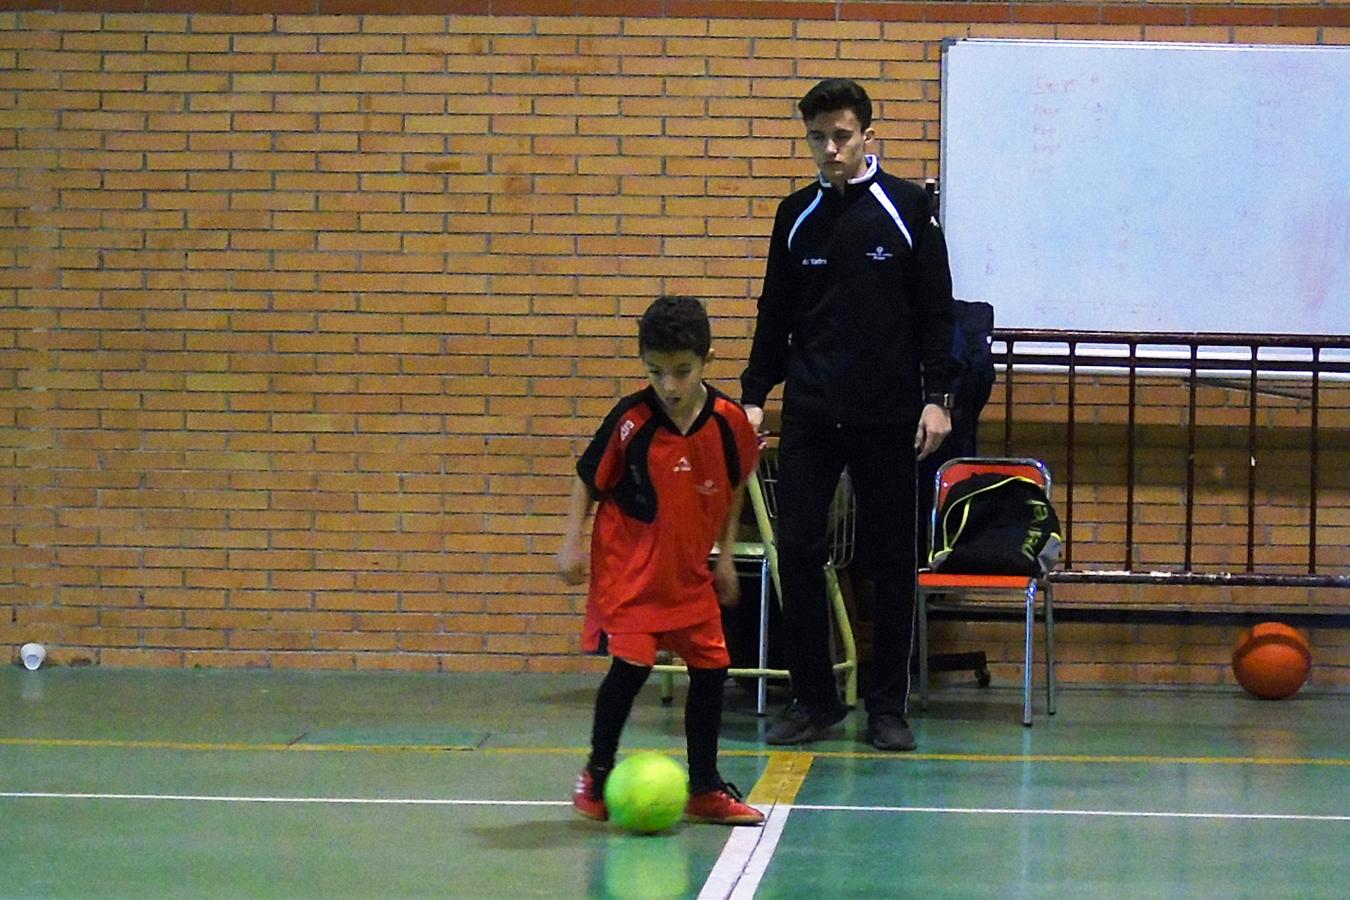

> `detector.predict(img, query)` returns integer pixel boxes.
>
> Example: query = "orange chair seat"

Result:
[917,571,1037,590]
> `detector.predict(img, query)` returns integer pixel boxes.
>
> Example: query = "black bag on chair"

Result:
[929,473,1063,577]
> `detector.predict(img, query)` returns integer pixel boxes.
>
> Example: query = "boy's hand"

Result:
[555,540,586,586]
[713,552,740,608]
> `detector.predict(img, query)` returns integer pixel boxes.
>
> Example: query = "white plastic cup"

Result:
[20,642,46,671]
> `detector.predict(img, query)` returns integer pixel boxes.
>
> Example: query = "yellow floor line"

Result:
[2,737,1347,768]
[786,749,1350,767]
[0,737,476,754]
[746,751,813,806]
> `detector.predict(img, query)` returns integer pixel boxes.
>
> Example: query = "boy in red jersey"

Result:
[556,295,765,827]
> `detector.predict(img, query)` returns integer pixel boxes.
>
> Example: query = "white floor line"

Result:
[5,792,1341,825]
[797,804,1350,823]
[0,791,569,807]
[690,802,1349,900]
[697,803,791,900]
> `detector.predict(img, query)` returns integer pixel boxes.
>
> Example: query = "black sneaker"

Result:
[866,713,917,752]
[765,699,848,745]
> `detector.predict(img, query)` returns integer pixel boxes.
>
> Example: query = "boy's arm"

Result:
[556,475,597,586]
[712,482,749,608]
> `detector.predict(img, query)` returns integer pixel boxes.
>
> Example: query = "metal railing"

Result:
[993,331,1350,600]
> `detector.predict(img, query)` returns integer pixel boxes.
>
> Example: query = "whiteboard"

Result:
[939,39,1350,336]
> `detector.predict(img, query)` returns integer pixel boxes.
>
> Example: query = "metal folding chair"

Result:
[915,457,1057,726]
[654,442,859,715]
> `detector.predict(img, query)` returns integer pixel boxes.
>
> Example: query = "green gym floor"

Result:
[2,667,1346,899]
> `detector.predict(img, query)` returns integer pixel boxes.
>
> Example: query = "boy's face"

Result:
[804,107,873,189]
[642,348,712,422]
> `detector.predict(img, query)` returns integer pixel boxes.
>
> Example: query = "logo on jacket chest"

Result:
[801,243,895,266]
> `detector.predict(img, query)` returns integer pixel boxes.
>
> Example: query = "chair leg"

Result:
[1044,582,1056,716]
[1023,580,1036,727]
[825,565,858,708]
[755,558,770,717]
[917,589,929,711]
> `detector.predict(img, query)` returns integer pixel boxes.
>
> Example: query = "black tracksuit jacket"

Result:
[740,160,959,427]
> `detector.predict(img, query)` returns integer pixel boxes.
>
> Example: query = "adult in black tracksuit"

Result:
[741,78,958,751]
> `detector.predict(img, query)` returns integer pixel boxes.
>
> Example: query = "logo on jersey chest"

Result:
[672,457,718,495]
[866,245,893,261]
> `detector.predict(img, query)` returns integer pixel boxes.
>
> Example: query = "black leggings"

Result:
[587,657,727,793]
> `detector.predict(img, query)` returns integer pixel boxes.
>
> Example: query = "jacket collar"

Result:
[817,154,880,195]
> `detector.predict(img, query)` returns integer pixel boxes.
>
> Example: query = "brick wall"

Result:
[2,1,1347,688]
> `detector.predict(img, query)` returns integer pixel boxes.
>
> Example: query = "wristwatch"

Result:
[926,392,953,410]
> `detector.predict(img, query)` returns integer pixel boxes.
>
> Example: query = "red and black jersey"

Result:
[577,384,760,648]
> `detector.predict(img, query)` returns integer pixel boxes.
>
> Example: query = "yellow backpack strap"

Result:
[937,475,1040,554]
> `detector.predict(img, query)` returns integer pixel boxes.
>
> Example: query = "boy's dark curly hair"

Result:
[798,78,872,130]
[638,295,711,357]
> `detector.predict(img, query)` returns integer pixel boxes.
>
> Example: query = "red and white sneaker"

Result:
[572,768,608,821]
[685,781,765,826]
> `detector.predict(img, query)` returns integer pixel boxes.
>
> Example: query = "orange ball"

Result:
[1232,622,1311,700]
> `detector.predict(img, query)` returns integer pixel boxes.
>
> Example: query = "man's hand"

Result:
[713,552,740,608]
[743,404,767,448]
[914,403,952,461]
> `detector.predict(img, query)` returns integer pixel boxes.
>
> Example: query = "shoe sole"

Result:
[685,814,765,826]
[865,729,917,752]
[572,804,607,822]
[765,724,834,745]
[765,708,849,746]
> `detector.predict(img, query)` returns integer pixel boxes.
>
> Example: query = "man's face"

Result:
[804,107,873,189]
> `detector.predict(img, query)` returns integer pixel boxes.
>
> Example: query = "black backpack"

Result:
[929,473,1063,577]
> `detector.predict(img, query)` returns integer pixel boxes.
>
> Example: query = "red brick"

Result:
[922,2,1014,24]
[1279,7,1350,29]
[667,1,836,19]
[1015,3,1099,25]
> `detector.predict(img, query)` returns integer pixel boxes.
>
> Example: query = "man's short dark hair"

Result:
[638,295,711,357]
[798,78,873,130]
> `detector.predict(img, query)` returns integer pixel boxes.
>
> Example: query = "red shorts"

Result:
[603,615,730,669]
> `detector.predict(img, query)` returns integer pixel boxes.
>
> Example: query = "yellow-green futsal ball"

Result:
[604,752,689,834]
